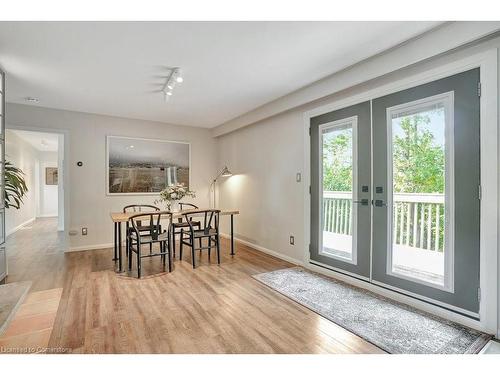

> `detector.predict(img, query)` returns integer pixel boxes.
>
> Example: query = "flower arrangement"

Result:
[156,183,196,211]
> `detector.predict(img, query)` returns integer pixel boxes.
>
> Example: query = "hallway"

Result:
[5,218,67,292]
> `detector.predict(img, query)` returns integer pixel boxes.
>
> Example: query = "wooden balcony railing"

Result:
[322,191,445,252]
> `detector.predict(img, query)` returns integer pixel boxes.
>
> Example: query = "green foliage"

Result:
[392,114,444,194]
[322,130,352,191]
[4,160,29,209]
[322,113,445,194]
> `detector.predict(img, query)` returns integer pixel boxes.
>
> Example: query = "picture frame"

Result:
[106,135,191,195]
[45,167,58,185]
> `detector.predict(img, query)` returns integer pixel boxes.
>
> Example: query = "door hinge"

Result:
[309,185,311,194]
[309,127,311,136]
[477,287,481,302]
[478,184,482,200]
[477,82,481,97]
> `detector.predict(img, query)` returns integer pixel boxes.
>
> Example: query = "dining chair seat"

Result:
[131,232,170,243]
[172,220,201,228]
[191,228,218,238]
[134,224,162,232]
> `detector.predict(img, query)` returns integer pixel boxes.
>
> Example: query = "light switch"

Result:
[296,173,302,182]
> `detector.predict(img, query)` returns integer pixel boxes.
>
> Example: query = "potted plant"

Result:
[4,161,28,209]
[155,183,195,212]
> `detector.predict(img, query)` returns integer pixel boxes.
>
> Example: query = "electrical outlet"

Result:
[82,227,88,236]
[289,235,295,245]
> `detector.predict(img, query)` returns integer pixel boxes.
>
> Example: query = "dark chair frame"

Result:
[127,211,173,278]
[179,209,221,269]
[123,204,161,256]
[171,202,201,257]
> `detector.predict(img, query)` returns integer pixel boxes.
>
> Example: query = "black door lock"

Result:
[353,198,369,206]
[373,199,387,207]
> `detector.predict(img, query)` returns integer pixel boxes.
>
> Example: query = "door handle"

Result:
[353,199,369,206]
[372,199,387,207]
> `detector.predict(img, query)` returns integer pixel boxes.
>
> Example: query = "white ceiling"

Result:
[10,129,59,152]
[0,21,442,128]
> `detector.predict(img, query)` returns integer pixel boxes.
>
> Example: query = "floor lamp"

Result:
[211,166,232,208]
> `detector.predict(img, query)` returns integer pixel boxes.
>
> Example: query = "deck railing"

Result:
[322,191,444,252]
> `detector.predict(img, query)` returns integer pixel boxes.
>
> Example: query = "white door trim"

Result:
[303,48,498,335]
[317,116,358,265]
[384,92,455,293]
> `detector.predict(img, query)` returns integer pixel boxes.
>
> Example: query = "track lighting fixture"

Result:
[161,67,183,102]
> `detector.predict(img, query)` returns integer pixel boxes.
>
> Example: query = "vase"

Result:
[170,200,180,212]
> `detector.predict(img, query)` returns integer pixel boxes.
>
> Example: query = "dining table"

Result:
[109,209,240,273]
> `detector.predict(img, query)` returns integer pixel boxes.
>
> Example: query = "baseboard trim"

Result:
[6,217,36,237]
[67,242,116,252]
[37,214,58,218]
[220,233,304,266]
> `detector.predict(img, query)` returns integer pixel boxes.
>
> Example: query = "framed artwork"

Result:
[106,136,191,195]
[45,167,58,185]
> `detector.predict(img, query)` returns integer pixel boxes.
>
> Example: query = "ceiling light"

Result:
[25,97,39,103]
[160,67,183,102]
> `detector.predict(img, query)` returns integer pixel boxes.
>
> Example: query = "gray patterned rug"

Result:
[253,267,491,354]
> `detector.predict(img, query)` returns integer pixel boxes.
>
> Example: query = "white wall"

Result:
[6,105,217,250]
[5,130,37,235]
[38,151,58,217]
[217,110,305,262]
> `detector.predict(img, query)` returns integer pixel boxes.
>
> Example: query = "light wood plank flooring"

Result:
[3,218,383,354]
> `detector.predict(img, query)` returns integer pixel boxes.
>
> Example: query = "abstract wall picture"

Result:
[45,167,58,185]
[107,136,190,194]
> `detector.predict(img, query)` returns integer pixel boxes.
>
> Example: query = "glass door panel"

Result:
[320,117,357,263]
[388,95,452,290]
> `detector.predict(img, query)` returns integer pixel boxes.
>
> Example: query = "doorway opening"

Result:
[4,129,65,238]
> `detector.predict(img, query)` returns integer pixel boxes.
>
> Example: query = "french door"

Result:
[310,68,481,316]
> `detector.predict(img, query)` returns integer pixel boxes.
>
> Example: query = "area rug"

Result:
[0,281,32,336]
[253,267,491,354]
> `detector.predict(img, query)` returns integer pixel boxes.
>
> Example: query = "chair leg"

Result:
[125,224,129,258]
[198,224,202,253]
[216,235,221,265]
[172,229,176,258]
[137,245,141,278]
[179,229,184,260]
[160,242,165,265]
[149,242,153,254]
[191,240,196,269]
[128,242,133,271]
[167,241,172,272]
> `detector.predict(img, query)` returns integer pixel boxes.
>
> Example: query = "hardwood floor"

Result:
[3,218,383,354]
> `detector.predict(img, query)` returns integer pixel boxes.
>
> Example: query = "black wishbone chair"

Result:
[179,209,221,269]
[171,202,202,257]
[127,211,172,278]
[123,204,161,256]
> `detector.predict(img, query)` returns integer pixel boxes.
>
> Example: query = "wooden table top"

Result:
[110,209,240,223]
